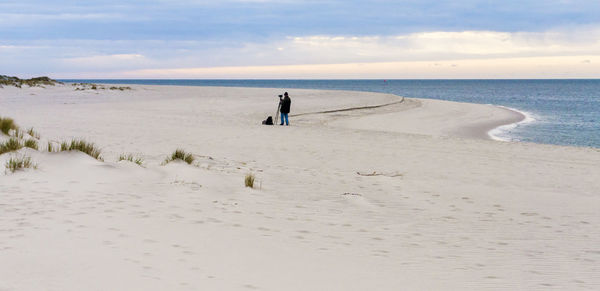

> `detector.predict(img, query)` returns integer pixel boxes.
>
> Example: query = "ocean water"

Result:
[61,79,600,148]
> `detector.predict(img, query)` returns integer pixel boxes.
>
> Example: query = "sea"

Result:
[61,79,600,148]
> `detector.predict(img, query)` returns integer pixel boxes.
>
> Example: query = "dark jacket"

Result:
[280,96,291,114]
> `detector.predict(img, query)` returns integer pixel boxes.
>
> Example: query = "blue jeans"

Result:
[280,113,289,125]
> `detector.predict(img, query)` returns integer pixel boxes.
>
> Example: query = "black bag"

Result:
[262,116,273,125]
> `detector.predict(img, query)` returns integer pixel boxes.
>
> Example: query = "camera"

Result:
[278,95,283,98]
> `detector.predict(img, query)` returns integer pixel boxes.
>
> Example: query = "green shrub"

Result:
[245,173,255,188]
[24,139,38,150]
[164,149,195,165]
[0,138,23,154]
[5,155,36,173]
[118,153,144,166]
[59,139,103,161]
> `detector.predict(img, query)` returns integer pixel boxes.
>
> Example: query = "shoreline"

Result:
[454,104,527,140]
[326,96,529,142]
[58,81,531,144]
[487,106,535,142]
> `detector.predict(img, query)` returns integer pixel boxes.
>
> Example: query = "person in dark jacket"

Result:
[280,92,291,126]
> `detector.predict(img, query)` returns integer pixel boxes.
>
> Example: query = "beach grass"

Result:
[24,139,38,150]
[47,141,55,152]
[164,149,195,165]
[27,127,40,139]
[60,139,103,161]
[0,117,18,135]
[0,138,23,154]
[0,75,61,88]
[5,155,36,173]
[119,153,144,166]
[245,173,255,188]
[110,86,132,91]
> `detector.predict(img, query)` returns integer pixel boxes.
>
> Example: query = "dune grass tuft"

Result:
[47,141,55,152]
[0,117,18,135]
[0,138,23,154]
[164,149,195,165]
[5,155,36,173]
[24,139,38,150]
[118,153,144,166]
[27,127,40,139]
[244,173,256,188]
[59,139,103,161]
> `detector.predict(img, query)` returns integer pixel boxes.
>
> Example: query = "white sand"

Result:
[1,84,599,290]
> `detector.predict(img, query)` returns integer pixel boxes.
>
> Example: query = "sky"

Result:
[1,0,600,79]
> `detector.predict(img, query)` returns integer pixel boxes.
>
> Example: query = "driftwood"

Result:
[356,171,403,177]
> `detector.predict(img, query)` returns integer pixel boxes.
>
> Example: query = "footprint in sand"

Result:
[207,217,222,223]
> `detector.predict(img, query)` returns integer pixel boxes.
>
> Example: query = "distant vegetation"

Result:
[72,83,132,91]
[0,75,62,88]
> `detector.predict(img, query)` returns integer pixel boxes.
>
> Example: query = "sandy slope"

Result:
[1,84,599,290]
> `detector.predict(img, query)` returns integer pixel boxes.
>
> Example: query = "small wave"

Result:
[488,106,536,142]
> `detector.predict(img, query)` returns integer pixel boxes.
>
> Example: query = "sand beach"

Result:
[1,84,599,290]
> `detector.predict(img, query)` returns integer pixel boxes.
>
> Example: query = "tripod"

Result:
[275,96,282,125]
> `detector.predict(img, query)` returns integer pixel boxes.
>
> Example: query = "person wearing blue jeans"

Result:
[280,112,289,126]
[279,92,291,126]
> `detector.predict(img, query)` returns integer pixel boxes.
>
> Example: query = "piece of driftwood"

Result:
[356,171,403,177]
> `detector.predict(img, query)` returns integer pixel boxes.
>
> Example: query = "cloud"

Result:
[95,55,600,79]
[2,0,599,41]
[278,28,600,63]
[61,54,146,70]
[3,26,600,78]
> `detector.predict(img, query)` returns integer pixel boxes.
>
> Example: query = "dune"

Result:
[0,84,599,290]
